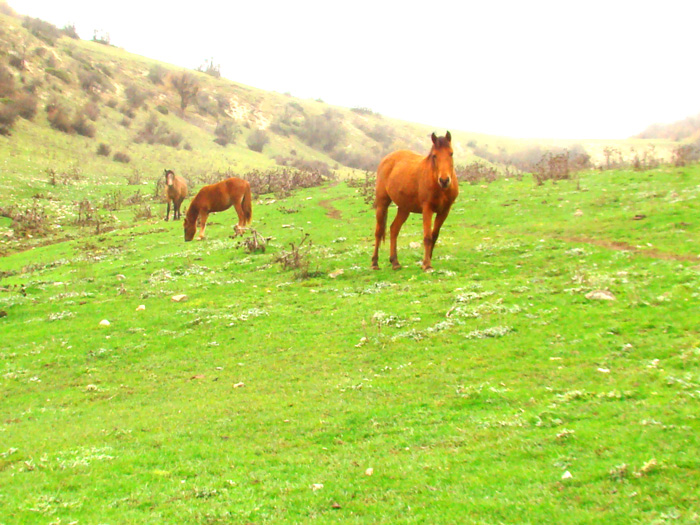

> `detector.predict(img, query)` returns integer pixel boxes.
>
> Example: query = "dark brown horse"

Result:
[183,177,252,241]
[371,131,459,271]
[164,169,188,221]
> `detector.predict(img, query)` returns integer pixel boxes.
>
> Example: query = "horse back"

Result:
[377,150,425,212]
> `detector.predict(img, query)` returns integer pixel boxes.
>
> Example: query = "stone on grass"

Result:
[99,319,110,326]
[171,294,188,303]
[585,290,616,301]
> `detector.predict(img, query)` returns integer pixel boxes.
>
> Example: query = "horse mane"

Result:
[184,199,198,223]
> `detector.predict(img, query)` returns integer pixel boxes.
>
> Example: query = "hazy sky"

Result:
[7,0,699,139]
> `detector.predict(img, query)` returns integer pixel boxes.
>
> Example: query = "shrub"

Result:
[156,105,168,115]
[170,72,199,111]
[22,16,61,45]
[46,67,72,84]
[125,83,149,109]
[14,93,38,120]
[213,119,239,146]
[135,113,182,148]
[61,24,79,39]
[0,103,19,136]
[351,107,375,116]
[46,104,73,133]
[113,151,131,163]
[8,50,26,70]
[106,98,118,109]
[82,101,100,121]
[72,114,96,137]
[96,143,111,156]
[147,65,167,85]
[299,109,346,152]
[0,202,50,238]
[78,69,113,94]
[0,64,15,97]
[246,129,269,152]
[197,58,220,78]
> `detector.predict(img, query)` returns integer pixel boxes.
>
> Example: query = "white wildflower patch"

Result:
[47,311,75,321]
[465,325,512,339]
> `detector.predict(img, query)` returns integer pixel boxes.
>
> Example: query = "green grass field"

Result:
[1,165,699,523]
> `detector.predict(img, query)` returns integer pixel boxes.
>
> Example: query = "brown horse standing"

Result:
[183,177,252,241]
[164,169,188,221]
[371,131,459,271]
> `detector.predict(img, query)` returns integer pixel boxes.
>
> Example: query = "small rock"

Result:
[331,501,341,509]
[99,319,110,326]
[561,470,573,480]
[311,483,323,491]
[574,209,583,217]
[597,367,610,373]
[136,304,146,311]
[365,468,374,476]
[233,382,245,388]
[409,242,421,249]
[585,290,616,301]
[85,384,98,392]
[329,269,344,279]
[171,294,188,302]
[116,274,126,281]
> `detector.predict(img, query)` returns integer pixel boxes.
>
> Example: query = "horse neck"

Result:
[185,200,199,221]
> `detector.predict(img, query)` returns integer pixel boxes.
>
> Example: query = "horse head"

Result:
[430,131,454,189]
[164,169,175,187]
[183,214,196,241]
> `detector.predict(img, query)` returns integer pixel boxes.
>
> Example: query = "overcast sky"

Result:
[7,0,699,139]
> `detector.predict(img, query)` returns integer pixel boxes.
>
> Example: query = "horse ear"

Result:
[445,131,451,143]
[431,133,438,145]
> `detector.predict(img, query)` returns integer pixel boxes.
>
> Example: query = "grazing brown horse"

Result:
[164,169,188,221]
[371,131,459,271]
[183,177,252,241]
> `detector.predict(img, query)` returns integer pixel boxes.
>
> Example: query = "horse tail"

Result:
[242,182,252,226]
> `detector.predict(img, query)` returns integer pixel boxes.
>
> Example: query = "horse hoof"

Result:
[392,264,402,270]
[423,266,434,272]
[371,265,380,270]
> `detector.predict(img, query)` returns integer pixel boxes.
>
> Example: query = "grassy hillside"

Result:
[1,164,699,522]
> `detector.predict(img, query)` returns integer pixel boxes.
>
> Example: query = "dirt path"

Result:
[317,196,343,220]
[561,236,698,262]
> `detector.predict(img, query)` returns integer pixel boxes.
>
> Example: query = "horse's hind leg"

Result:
[389,207,410,270]
[371,196,390,269]
[232,200,246,235]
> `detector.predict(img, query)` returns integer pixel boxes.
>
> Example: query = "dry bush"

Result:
[170,72,199,111]
[125,83,149,109]
[46,103,73,133]
[330,148,382,171]
[113,151,131,163]
[242,167,330,198]
[78,69,113,94]
[82,101,100,121]
[456,163,501,185]
[22,16,61,45]
[213,119,239,146]
[236,228,269,253]
[126,169,143,185]
[274,156,332,177]
[96,143,111,156]
[126,190,145,205]
[72,114,96,137]
[45,67,72,84]
[246,129,269,152]
[197,58,221,78]
[299,109,346,152]
[0,64,15,97]
[135,113,182,147]
[273,233,314,278]
[148,65,167,85]
[102,190,123,211]
[15,93,38,120]
[0,103,19,136]
[0,203,50,237]
[347,170,376,206]
[672,144,697,167]
[133,204,153,221]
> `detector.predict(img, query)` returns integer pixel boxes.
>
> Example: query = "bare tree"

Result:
[170,72,200,112]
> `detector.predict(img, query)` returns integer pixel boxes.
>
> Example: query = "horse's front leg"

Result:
[421,207,435,271]
[165,200,171,221]
[197,211,209,240]
[429,209,450,260]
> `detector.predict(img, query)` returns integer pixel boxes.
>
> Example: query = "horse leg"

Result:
[371,196,390,269]
[389,208,410,270]
[174,200,180,220]
[197,211,209,240]
[232,200,245,235]
[429,210,450,261]
[165,200,170,221]
[421,207,435,271]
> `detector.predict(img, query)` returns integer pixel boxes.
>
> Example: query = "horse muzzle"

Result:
[438,177,451,189]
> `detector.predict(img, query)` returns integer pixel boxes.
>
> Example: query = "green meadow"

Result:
[1,165,699,523]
